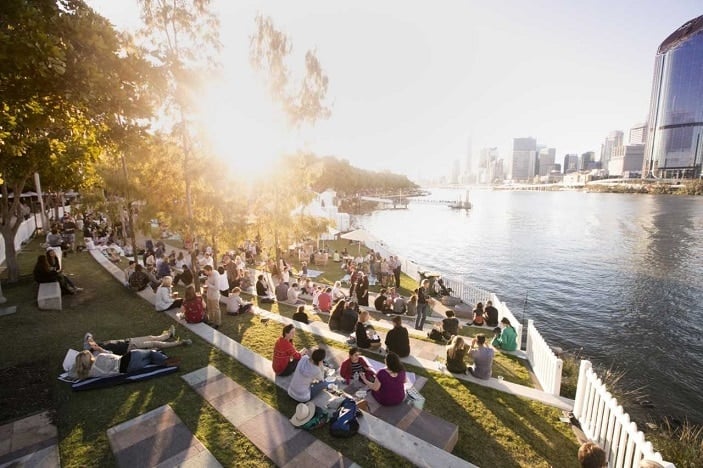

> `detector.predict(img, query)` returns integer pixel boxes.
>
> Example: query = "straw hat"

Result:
[289,402,316,427]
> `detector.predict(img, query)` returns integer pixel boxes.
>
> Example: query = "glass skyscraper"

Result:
[644,15,703,179]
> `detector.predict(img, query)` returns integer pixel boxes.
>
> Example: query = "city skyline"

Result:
[88,0,703,180]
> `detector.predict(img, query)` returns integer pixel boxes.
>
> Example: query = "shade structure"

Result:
[340,229,378,254]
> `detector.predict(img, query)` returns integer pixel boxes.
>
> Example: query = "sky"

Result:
[88,0,703,180]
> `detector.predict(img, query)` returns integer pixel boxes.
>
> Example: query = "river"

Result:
[356,188,703,425]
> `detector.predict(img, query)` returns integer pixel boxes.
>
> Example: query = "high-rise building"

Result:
[644,15,703,179]
[581,151,598,171]
[609,145,645,177]
[629,123,648,145]
[563,154,579,174]
[450,159,461,184]
[478,147,499,184]
[600,131,624,172]
[511,137,537,181]
[538,148,556,176]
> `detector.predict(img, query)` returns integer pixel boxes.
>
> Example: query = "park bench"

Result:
[37,282,62,310]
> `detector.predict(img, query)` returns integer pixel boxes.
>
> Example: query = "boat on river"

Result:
[448,190,472,210]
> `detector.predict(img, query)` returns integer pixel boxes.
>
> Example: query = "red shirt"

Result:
[318,292,332,312]
[272,337,301,374]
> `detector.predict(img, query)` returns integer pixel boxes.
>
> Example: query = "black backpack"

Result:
[329,397,360,438]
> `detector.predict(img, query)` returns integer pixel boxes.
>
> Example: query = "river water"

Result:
[357,188,703,424]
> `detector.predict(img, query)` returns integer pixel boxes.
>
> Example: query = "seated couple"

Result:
[428,309,460,342]
[445,334,494,379]
[355,310,381,350]
[328,299,358,334]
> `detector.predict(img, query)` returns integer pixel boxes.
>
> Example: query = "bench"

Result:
[37,282,62,310]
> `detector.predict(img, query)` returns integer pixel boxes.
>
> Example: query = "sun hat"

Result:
[289,402,316,427]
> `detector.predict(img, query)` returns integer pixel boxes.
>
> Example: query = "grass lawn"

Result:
[0,238,580,467]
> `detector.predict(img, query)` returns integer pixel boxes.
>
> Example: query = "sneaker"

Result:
[83,332,93,349]
[181,338,192,346]
[168,325,175,338]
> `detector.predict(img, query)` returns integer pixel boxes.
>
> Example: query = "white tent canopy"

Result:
[340,229,378,243]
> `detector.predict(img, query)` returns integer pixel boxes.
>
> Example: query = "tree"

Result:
[249,16,332,258]
[0,0,155,281]
[136,0,221,255]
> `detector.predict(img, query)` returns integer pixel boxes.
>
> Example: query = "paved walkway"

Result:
[107,404,220,468]
[0,411,60,467]
[183,365,357,468]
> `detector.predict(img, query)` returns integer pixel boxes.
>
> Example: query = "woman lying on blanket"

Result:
[83,327,191,356]
[74,349,180,379]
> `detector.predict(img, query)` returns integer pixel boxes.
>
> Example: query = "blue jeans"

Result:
[415,303,430,330]
[126,349,168,372]
[310,380,327,400]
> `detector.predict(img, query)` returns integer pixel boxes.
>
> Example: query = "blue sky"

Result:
[89,0,703,179]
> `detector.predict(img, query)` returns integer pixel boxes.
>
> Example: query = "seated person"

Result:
[292,305,309,324]
[74,348,179,379]
[83,326,190,354]
[355,310,382,350]
[484,300,499,327]
[578,441,608,468]
[286,283,306,305]
[441,310,460,340]
[156,256,171,279]
[226,287,253,315]
[129,264,158,292]
[275,281,290,302]
[217,266,230,297]
[392,295,407,314]
[328,299,345,331]
[492,318,518,351]
[406,291,418,317]
[256,274,275,303]
[445,335,468,374]
[470,302,485,326]
[123,260,136,286]
[318,287,333,313]
[173,263,194,287]
[330,281,346,301]
[287,348,327,403]
[339,347,375,384]
[468,334,494,380]
[154,276,183,312]
[272,324,307,376]
[33,253,78,295]
[360,352,406,406]
[374,288,391,312]
[339,301,359,334]
[384,315,410,357]
[180,285,206,323]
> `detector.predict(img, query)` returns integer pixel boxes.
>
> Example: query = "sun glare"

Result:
[196,74,293,180]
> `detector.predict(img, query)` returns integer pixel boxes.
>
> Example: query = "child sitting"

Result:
[226,287,253,315]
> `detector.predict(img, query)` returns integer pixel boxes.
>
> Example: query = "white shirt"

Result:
[218,271,229,291]
[205,271,221,300]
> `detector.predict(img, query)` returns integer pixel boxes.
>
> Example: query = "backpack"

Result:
[300,407,329,431]
[329,397,360,438]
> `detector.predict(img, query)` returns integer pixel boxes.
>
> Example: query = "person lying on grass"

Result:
[83,326,191,356]
[73,349,180,379]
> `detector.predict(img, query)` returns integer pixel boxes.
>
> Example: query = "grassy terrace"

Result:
[0,239,580,467]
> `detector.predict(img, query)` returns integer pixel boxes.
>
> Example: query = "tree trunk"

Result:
[0,225,21,282]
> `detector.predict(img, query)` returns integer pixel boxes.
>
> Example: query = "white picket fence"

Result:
[0,206,70,267]
[574,360,674,468]
[525,319,562,395]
